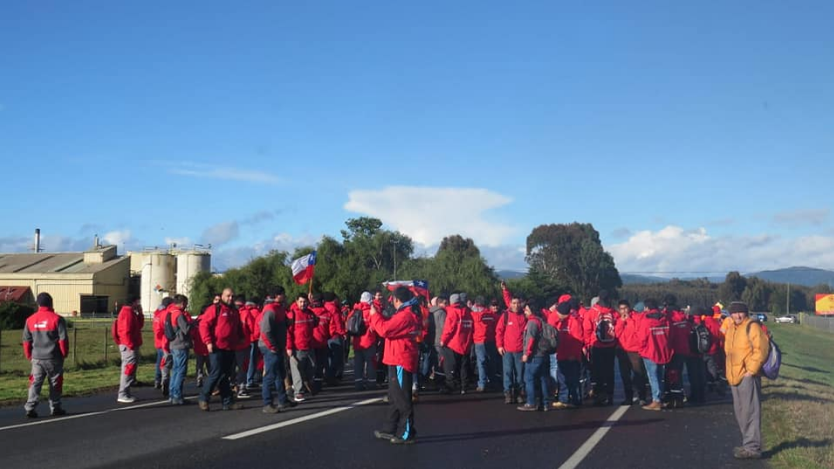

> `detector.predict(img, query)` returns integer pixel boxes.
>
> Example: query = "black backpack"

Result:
[346,308,367,336]
[689,323,712,354]
[164,311,178,341]
[539,321,560,354]
[594,308,616,344]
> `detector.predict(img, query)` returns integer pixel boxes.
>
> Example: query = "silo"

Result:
[176,250,211,298]
[139,251,175,314]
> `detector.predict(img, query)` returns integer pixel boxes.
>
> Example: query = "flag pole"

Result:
[308,269,314,296]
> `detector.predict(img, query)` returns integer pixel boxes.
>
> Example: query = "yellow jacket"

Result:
[723,317,769,386]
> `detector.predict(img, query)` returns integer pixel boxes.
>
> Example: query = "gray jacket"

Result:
[168,309,193,350]
[430,306,447,348]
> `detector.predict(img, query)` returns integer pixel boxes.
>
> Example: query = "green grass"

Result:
[0,326,157,404]
[762,322,834,469]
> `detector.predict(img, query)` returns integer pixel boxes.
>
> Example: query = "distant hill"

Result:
[496,270,526,280]
[747,266,834,288]
[621,274,669,284]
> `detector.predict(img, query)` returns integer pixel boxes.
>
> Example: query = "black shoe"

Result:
[283,399,298,408]
[263,405,280,414]
[51,407,67,416]
[222,402,244,411]
[374,430,396,440]
[25,409,38,419]
[390,436,416,445]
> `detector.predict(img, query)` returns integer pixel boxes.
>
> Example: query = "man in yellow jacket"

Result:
[723,301,769,460]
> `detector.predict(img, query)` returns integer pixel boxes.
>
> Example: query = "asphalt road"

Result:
[0,366,765,469]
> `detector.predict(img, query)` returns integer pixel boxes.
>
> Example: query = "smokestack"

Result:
[94,234,100,248]
[34,229,41,253]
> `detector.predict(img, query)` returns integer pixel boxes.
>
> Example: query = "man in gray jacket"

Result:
[429,296,448,390]
[167,295,192,405]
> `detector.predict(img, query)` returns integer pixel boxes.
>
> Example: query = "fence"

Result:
[800,313,834,333]
[0,322,156,374]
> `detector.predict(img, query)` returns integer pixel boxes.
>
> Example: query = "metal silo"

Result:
[140,251,175,314]
[176,250,211,298]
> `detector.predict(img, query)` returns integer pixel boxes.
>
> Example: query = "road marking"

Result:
[557,405,630,469]
[222,397,383,440]
[0,395,198,432]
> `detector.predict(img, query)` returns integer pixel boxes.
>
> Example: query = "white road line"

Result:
[0,395,199,432]
[557,405,630,469]
[222,397,383,441]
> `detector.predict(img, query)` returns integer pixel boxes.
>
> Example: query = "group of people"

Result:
[21,281,771,457]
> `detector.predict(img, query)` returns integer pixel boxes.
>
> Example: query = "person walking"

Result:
[167,295,192,405]
[116,297,144,404]
[198,288,245,411]
[22,293,69,418]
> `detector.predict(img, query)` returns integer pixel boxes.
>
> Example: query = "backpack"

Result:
[747,320,781,380]
[594,307,616,343]
[538,321,559,354]
[163,311,178,341]
[346,308,367,337]
[689,323,712,354]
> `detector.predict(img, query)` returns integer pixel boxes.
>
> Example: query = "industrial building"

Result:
[0,244,130,315]
[127,248,211,314]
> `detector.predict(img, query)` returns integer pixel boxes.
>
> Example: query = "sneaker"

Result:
[263,405,280,414]
[171,399,185,406]
[117,396,136,404]
[153,380,161,390]
[390,436,416,445]
[551,402,570,410]
[198,400,210,411]
[382,395,390,403]
[222,402,244,411]
[237,389,251,399]
[642,401,663,411]
[504,393,513,404]
[516,395,525,405]
[196,379,204,388]
[733,449,761,460]
[294,393,306,402]
[374,430,396,440]
[51,407,67,416]
[517,404,538,412]
[25,409,38,418]
[474,387,485,393]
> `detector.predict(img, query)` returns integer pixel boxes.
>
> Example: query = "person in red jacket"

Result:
[309,293,331,393]
[439,293,474,394]
[549,301,584,409]
[582,290,618,406]
[665,295,691,407]
[496,281,528,404]
[352,292,379,390]
[232,296,253,399]
[116,297,144,403]
[633,298,674,411]
[152,297,174,393]
[323,292,346,384]
[471,297,499,392]
[287,294,318,401]
[373,289,388,385]
[698,308,726,396]
[23,293,69,418]
[198,288,245,411]
[191,315,209,388]
[244,300,263,392]
[614,300,648,405]
[681,306,708,404]
[370,286,421,445]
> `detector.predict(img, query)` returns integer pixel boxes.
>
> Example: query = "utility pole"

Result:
[391,239,398,279]
[787,282,790,315]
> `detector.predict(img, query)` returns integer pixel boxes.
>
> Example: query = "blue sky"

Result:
[2,1,833,274]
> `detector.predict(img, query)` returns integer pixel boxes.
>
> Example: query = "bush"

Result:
[0,302,34,330]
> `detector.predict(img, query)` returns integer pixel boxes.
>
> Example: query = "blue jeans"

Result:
[170,348,189,400]
[420,345,436,379]
[353,345,377,389]
[475,344,489,388]
[550,353,559,394]
[327,337,344,382]
[502,352,524,393]
[643,358,666,403]
[260,347,289,406]
[524,355,551,407]
[246,343,261,387]
[200,349,236,406]
[557,360,582,405]
[155,348,163,383]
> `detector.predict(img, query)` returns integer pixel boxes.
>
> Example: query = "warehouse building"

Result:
[0,244,130,316]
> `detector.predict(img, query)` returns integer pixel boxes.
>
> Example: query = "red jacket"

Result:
[311,304,332,349]
[615,311,643,353]
[669,310,697,357]
[696,315,723,355]
[471,306,498,344]
[369,303,420,373]
[23,307,69,360]
[441,304,474,355]
[245,306,262,343]
[352,302,378,350]
[583,304,619,348]
[191,318,208,356]
[116,305,144,350]
[152,306,168,349]
[495,310,527,353]
[325,301,346,337]
[287,303,317,351]
[634,309,674,364]
[549,313,584,361]
[199,303,244,351]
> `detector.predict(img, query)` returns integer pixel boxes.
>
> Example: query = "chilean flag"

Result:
[383,279,430,302]
[291,251,317,285]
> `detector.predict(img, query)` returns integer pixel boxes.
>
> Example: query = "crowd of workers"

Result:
[21,281,770,458]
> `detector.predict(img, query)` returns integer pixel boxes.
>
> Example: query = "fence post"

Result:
[73,327,77,367]
[104,326,108,363]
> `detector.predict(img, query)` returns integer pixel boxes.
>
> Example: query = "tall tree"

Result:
[719,271,747,303]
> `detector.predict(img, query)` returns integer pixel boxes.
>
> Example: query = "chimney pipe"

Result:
[94,234,100,248]
[34,228,41,253]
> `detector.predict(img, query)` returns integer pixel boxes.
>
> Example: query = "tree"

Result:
[525,223,622,302]
[718,271,747,303]
[741,276,770,312]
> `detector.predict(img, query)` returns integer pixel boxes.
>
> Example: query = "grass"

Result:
[0,325,157,404]
[762,322,834,469]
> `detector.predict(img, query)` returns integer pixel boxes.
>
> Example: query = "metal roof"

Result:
[0,252,125,275]
[0,286,32,302]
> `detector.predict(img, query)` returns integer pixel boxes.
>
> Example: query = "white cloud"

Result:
[201,221,239,247]
[162,161,282,185]
[212,232,321,270]
[344,186,515,247]
[608,225,834,275]
[102,230,132,247]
